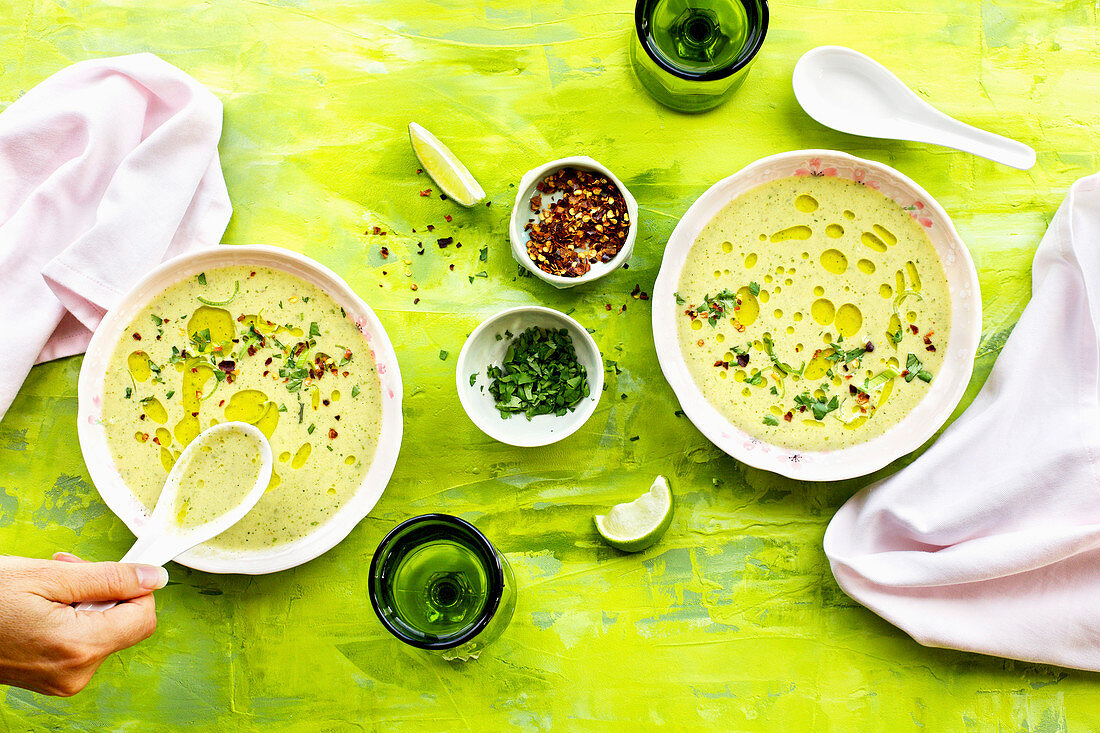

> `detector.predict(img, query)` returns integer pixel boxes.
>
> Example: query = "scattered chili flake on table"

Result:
[486,327,590,419]
[524,167,630,277]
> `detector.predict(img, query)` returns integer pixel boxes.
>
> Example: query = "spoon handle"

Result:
[911,114,1036,170]
[73,535,179,612]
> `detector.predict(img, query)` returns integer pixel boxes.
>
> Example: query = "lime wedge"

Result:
[408,122,486,207]
[594,476,673,553]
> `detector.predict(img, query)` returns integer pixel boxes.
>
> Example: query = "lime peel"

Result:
[408,122,485,207]
[594,475,673,553]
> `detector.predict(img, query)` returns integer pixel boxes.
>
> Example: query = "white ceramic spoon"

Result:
[792,46,1036,170]
[75,422,273,612]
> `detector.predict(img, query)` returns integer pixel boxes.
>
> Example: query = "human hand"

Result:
[0,553,166,696]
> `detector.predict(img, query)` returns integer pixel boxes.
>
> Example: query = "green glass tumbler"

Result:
[369,514,516,661]
[630,0,769,113]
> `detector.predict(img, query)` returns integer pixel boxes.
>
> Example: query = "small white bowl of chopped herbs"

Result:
[456,306,604,447]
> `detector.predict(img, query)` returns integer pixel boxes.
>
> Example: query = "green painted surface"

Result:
[1,0,1098,729]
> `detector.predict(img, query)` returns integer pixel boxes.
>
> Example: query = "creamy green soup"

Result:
[103,265,383,550]
[676,175,951,452]
[174,429,263,530]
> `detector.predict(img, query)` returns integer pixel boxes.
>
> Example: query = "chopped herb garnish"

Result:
[763,336,803,376]
[309,322,321,338]
[889,327,904,345]
[469,373,477,387]
[674,292,686,305]
[793,391,840,421]
[486,327,589,419]
[352,385,361,397]
[748,281,761,297]
[763,415,780,426]
[278,404,288,413]
[745,371,765,387]
[124,387,132,399]
[307,423,316,435]
[479,246,488,262]
[692,290,739,327]
[197,281,240,307]
[439,350,449,361]
[165,390,175,399]
[197,272,207,286]
[904,353,931,383]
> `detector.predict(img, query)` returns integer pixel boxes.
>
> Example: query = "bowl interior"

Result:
[652,150,982,481]
[77,244,404,574]
[509,157,638,287]
[456,306,604,447]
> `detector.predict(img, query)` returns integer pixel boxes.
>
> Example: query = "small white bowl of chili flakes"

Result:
[510,156,638,289]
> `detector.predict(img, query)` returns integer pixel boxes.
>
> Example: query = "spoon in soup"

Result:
[793,46,1036,170]
[75,422,273,612]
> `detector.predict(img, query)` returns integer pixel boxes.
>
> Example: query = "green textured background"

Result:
[2,0,1098,729]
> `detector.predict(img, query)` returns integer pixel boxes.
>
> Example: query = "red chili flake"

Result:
[440,194,448,201]
[784,412,793,422]
[191,411,199,417]
[419,189,432,197]
[909,324,920,334]
[371,226,382,235]
[152,436,161,446]
[736,353,750,367]
[335,415,341,421]
[411,284,418,291]
[444,215,452,222]
[926,344,937,352]
[865,341,874,352]
[328,428,338,439]
[341,370,349,377]
[448,264,455,271]
[132,333,141,341]
[713,360,730,369]
[605,304,612,311]
[322,399,330,406]
[263,370,269,377]
[416,168,423,174]
[413,298,420,304]
[486,201,492,207]
[139,414,146,421]
[382,270,387,275]
[380,247,390,258]
[250,271,256,277]
[217,360,235,374]
[237,315,247,322]
[219,399,225,407]
[265,357,273,366]
[427,224,435,232]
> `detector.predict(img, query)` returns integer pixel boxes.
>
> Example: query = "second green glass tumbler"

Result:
[369,514,516,661]
[630,0,769,112]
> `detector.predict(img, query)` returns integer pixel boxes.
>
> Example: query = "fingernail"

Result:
[53,552,81,561]
[136,566,169,590]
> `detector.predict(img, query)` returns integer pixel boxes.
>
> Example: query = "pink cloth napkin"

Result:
[0,53,230,419]
[824,173,1100,671]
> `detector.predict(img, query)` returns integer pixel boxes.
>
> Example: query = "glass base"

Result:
[629,30,752,113]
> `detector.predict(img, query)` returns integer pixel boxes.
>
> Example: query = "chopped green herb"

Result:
[124,387,132,399]
[351,385,361,398]
[674,292,686,305]
[439,350,449,361]
[196,272,207,286]
[763,415,780,426]
[278,404,288,413]
[469,373,477,387]
[904,353,926,383]
[793,391,840,421]
[479,246,488,262]
[889,327,904,345]
[486,327,590,419]
[763,336,803,376]
[165,390,175,399]
[769,386,778,395]
[307,423,316,435]
[692,290,739,326]
[748,281,761,297]
[197,281,240,307]
[309,322,321,338]
[745,371,765,387]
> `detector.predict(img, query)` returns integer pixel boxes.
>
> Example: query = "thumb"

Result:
[31,559,169,603]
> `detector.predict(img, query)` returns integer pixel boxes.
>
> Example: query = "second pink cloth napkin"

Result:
[0,52,231,419]
[824,173,1100,671]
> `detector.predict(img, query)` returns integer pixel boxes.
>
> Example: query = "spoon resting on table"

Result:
[792,45,1036,170]
[76,422,273,612]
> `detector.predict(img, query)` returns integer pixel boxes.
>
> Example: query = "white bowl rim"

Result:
[455,305,604,447]
[77,244,404,574]
[651,149,982,481]
[509,156,638,288]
